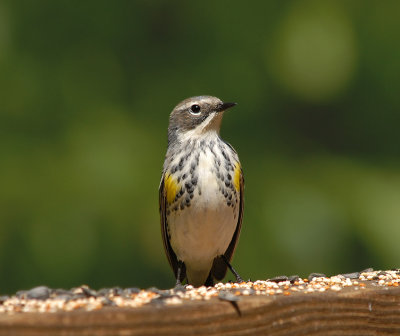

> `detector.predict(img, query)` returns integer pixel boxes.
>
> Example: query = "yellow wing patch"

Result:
[164,173,179,204]
[233,162,242,192]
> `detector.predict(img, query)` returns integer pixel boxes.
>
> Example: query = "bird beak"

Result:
[217,102,237,112]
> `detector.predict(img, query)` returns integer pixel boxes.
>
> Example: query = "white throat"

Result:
[178,112,223,143]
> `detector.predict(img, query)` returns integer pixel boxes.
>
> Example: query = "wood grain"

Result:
[0,283,399,336]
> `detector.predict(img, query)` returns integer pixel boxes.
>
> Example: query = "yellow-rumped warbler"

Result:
[159,96,244,287]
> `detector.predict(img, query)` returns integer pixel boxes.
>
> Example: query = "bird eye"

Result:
[189,104,201,115]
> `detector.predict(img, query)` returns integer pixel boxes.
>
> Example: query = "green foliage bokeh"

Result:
[1,0,400,293]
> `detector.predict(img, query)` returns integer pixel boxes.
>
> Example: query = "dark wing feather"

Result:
[211,167,244,280]
[159,174,179,278]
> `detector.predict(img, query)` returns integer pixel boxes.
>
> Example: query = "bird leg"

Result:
[222,255,243,283]
[175,260,185,287]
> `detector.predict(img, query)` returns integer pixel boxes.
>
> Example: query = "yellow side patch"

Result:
[164,173,179,204]
[233,163,241,192]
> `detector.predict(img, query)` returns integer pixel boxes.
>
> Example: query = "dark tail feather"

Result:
[204,272,214,287]
[211,256,228,281]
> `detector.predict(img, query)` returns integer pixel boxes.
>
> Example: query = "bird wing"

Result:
[159,173,179,278]
[212,164,244,280]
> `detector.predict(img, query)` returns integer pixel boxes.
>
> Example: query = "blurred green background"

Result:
[1,0,400,294]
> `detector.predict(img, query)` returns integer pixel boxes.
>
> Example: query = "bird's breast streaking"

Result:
[164,137,240,215]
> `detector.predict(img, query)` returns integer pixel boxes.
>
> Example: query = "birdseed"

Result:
[0,269,399,314]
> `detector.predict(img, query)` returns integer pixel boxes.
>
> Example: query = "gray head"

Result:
[168,96,236,145]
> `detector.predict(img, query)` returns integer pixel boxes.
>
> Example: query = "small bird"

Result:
[159,96,244,287]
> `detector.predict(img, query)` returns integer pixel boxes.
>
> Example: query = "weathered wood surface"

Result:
[0,283,399,336]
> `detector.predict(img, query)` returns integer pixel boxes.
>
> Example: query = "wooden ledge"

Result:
[0,281,400,335]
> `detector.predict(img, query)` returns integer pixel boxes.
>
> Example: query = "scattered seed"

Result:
[0,269,398,314]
